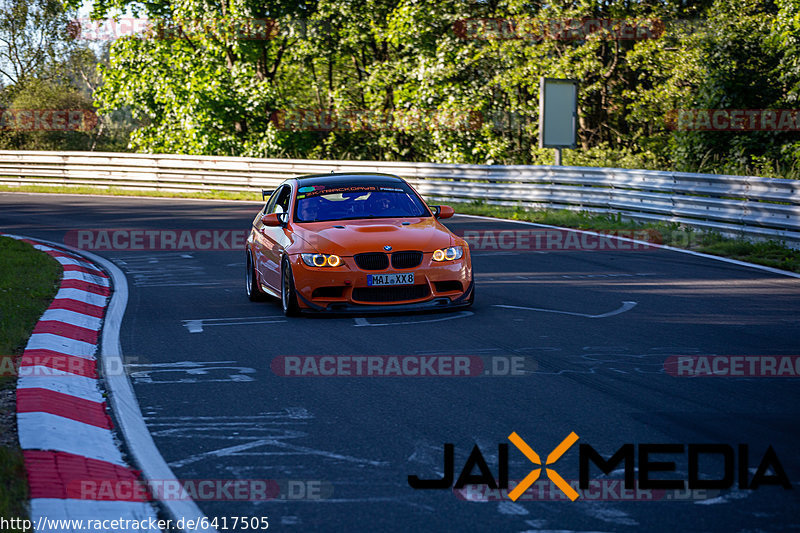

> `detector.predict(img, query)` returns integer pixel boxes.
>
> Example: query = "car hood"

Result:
[293,217,452,256]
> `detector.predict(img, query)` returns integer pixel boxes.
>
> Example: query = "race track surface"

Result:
[3,192,799,532]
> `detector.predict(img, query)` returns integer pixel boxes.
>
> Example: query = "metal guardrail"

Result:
[1,150,799,247]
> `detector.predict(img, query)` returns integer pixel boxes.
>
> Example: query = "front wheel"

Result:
[281,257,300,317]
[465,276,475,307]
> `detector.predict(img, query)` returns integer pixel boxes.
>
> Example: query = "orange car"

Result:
[245,173,474,315]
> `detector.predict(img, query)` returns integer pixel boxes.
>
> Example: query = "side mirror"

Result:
[434,205,455,219]
[261,213,282,227]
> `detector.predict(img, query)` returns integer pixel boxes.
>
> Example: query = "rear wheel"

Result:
[281,257,300,317]
[246,251,265,301]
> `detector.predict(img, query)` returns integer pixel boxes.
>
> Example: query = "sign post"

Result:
[539,78,578,165]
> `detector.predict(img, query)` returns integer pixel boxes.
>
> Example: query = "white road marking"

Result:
[181,316,286,333]
[497,500,529,515]
[185,320,203,333]
[169,438,388,469]
[353,310,473,327]
[144,409,313,441]
[493,301,637,319]
[127,361,256,384]
[694,488,751,506]
[415,347,501,355]
[581,507,638,526]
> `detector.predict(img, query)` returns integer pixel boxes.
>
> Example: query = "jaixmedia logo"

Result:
[408,432,791,502]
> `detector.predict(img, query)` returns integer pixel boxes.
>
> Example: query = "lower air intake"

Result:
[352,284,430,303]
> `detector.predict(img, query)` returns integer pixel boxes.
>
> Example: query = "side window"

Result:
[273,186,292,215]
[265,187,282,214]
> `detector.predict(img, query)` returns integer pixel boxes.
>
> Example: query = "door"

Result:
[254,184,292,291]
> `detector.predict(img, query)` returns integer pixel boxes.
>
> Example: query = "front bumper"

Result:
[288,251,473,314]
[295,279,474,314]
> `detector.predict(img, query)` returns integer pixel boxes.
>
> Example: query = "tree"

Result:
[83,0,316,155]
[0,0,75,86]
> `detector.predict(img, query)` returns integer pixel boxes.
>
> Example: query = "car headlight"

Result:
[301,253,342,267]
[432,246,463,262]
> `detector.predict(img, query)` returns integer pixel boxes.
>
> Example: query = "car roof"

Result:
[291,172,405,186]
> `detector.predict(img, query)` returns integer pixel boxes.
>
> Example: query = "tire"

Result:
[466,276,475,307]
[246,250,265,301]
[281,256,300,317]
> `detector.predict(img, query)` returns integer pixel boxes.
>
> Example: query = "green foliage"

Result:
[85,0,317,156]
[4,0,800,174]
[0,78,94,150]
[0,0,73,85]
[0,0,137,151]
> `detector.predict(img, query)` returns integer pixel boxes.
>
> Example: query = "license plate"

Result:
[367,273,415,286]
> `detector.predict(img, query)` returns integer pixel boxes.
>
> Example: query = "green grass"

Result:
[0,237,63,355]
[0,236,62,530]
[691,234,800,272]
[454,202,800,273]
[2,184,798,273]
[0,448,30,531]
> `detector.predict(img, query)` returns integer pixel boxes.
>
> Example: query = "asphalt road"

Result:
[2,192,800,532]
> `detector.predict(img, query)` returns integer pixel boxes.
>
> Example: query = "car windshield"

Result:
[294,183,430,223]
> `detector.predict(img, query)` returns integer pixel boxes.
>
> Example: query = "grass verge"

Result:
[0,236,62,530]
[1,184,798,273]
[454,203,800,273]
[0,184,259,201]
